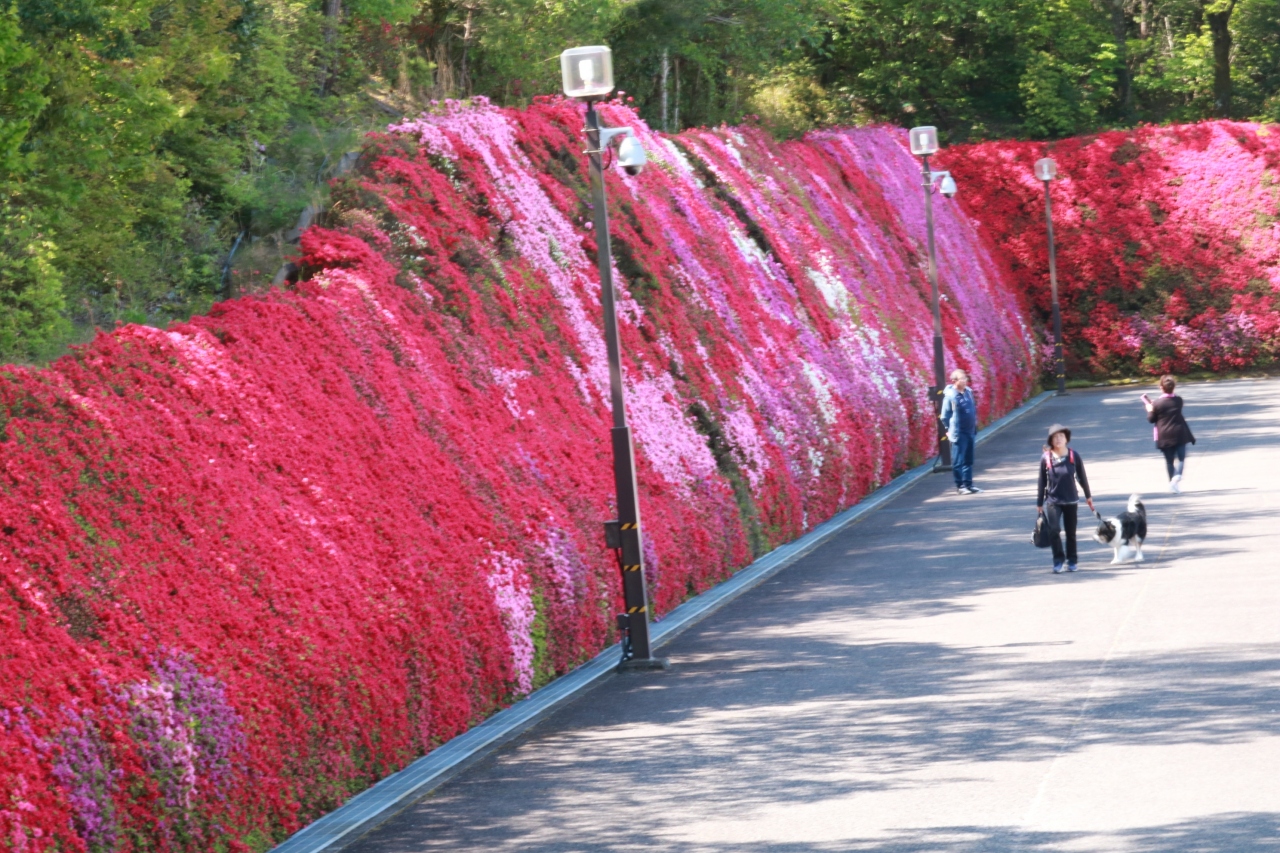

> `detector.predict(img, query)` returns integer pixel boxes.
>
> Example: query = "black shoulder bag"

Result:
[1032,511,1054,548]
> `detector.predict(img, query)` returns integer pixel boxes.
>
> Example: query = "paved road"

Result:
[349,379,1280,852]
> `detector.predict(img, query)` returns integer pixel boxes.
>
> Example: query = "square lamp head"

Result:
[1035,157,1058,181]
[909,126,939,156]
[560,46,614,99]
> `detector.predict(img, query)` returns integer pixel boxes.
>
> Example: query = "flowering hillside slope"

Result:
[0,99,1035,852]
[938,121,1280,375]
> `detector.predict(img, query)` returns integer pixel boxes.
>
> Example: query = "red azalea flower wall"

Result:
[937,120,1280,375]
[0,99,1036,852]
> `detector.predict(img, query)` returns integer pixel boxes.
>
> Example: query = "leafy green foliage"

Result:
[814,0,1116,140]
[814,0,1280,138]
[0,4,44,174]
[0,203,70,361]
[466,0,616,102]
[2,0,1280,364]
[608,0,827,131]
[1231,0,1280,120]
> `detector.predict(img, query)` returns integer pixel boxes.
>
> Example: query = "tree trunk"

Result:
[1139,0,1150,38]
[661,49,669,133]
[1207,1,1236,117]
[433,37,455,98]
[318,0,342,94]
[1102,0,1133,117]
[460,6,474,95]
[673,57,680,130]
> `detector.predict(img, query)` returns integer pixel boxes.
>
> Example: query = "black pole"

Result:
[584,103,665,671]
[1043,179,1067,395]
[921,154,952,472]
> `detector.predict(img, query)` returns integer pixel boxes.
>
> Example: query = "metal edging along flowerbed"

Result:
[271,389,1055,853]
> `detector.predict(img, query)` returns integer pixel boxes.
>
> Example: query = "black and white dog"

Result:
[1094,495,1147,564]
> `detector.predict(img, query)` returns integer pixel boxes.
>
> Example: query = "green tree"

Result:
[608,0,827,132]
[815,0,1114,140]
[1204,0,1238,117]
[469,0,619,103]
[0,1,66,362]
[0,3,44,173]
[1018,0,1118,138]
[1126,0,1280,122]
[12,0,219,328]
[0,205,69,362]
[4,0,1280,365]
[1227,0,1280,120]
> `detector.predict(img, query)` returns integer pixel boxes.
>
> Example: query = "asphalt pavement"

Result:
[347,378,1280,853]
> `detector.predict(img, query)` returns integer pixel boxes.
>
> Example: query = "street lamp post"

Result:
[909,126,958,472]
[561,46,666,672]
[1035,157,1067,395]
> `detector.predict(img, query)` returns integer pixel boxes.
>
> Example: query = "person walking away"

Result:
[940,369,980,495]
[1037,424,1095,574]
[1142,375,1195,494]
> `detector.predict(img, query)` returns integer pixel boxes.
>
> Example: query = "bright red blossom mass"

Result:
[939,120,1280,375]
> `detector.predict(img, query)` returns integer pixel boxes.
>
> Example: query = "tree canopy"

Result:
[2,0,1279,362]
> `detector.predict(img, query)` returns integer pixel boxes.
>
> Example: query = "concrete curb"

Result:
[270,389,1056,853]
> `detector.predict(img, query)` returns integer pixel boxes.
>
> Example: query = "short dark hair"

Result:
[1159,375,1176,394]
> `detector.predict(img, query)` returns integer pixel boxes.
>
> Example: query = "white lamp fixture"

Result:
[1035,157,1058,181]
[560,46,614,99]
[909,126,939,156]
[617,135,647,176]
[939,175,958,197]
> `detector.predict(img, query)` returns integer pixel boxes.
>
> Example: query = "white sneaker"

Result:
[1170,475,1182,494]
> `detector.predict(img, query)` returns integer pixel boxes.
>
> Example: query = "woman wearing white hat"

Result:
[1037,424,1096,574]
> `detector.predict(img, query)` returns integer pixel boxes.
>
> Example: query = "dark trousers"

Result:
[1044,502,1078,564]
[1161,443,1187,480]
[952,432,975,488]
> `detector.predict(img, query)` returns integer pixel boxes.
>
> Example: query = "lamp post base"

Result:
[617,657,670,673]
[933,459,953,473]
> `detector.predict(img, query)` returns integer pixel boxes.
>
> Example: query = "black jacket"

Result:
[1148,395,1195,449]
[1037,448,1091,507]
